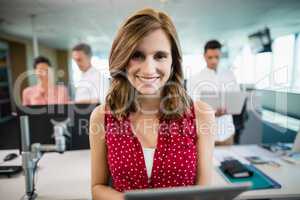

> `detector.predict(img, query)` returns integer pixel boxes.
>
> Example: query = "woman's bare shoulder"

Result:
[90,104,106,124]
[89,104,108,141]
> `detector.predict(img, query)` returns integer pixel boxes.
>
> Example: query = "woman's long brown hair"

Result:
[106,8,192,119]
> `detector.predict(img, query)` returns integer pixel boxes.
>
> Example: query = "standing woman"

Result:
[89,8,215,200]
[22,56,69,105]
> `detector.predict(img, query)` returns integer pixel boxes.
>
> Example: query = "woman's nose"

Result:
[141,57,157,75]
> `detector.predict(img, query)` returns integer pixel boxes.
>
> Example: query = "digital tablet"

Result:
[200,91,247,115]
[125,183,251,200]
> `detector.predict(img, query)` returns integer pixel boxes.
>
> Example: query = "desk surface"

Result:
[0,145,299,200]
[213,145,300,199]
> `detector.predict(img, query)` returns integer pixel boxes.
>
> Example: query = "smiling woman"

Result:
[127,29,172,98]
[89,8,216,200]
[106,7,191,119]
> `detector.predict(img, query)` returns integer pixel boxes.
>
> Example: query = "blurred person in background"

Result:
[189,40,239,145]
[72,43,102,104]
[22,56,69,105]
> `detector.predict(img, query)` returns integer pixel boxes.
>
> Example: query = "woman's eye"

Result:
[131,51,144,60]
[154,52,168,60]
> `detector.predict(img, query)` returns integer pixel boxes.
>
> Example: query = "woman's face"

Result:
[127,29,172,96]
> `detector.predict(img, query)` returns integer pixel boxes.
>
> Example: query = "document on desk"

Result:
[200,91,247,114]
[213,145,281,167]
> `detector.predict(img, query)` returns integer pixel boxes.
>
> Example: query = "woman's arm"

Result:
[194,100,216,186]
[89,105,124,200]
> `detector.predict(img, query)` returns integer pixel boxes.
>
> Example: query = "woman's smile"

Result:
[136,74,161,84]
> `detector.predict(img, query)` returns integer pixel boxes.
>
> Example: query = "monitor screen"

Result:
[248,28,272,53]
[17,103,99,151]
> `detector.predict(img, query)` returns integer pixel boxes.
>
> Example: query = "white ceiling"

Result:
[0,0,300,56]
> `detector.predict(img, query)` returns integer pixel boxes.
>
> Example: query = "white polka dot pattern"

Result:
[104,106,198,192]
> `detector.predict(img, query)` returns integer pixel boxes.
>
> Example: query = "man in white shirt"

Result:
[189,40,239,145]
[72,43,102,104]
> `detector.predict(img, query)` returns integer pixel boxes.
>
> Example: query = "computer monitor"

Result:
[248,27,272,53]
[17,103,99,151]
[0,116,20,150]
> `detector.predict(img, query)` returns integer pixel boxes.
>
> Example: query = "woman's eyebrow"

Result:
[133,49,171,55]
[155,50,170,55]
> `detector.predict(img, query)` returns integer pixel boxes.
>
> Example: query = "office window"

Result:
[271,34,295,89]
[91,56,109,76]
[233,33,298,92]
[254,52,272,89]
[182,54,206,79]
[232,45,272,89]
[232,45,255,84]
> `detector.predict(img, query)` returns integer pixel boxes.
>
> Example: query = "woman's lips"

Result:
[136,75,160,84]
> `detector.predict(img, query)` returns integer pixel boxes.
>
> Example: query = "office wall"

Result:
[0,34,71,108]
[7,40,28,101]
[0,33,70,86]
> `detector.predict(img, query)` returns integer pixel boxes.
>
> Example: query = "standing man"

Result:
[189,40,240,145]
[72,43,101,104]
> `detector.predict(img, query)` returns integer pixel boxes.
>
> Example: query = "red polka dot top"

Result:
[104,105,198,192]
